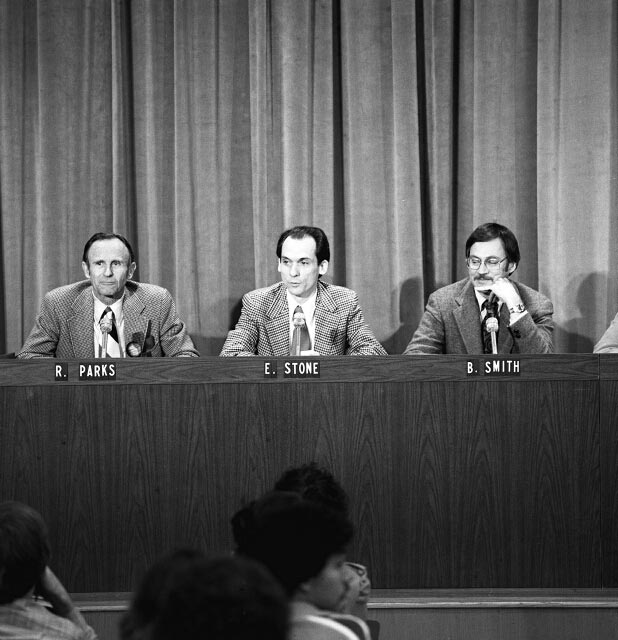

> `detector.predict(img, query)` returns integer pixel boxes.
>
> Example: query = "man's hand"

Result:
[37,567,91,632]
[490,277,524,309]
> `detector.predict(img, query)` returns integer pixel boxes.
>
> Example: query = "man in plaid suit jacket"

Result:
[220,226,385,357]
[17,233,199,359]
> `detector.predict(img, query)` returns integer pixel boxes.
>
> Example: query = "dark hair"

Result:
[120,548,205,639]
[82,232,135,265]
[276,226,330,264]
[465,222,520,265]
[273,462,349,516]
[233,492,353,596]
[124,552,288,640]
[0,501,51,603]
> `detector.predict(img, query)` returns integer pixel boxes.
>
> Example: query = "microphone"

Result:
[486,316,499,354]
[292,308,306,356]
[99,314,113,358]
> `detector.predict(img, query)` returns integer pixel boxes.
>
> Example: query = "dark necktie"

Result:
[481,298,499,354]
[100,307,119,357]
[290,305,311,355]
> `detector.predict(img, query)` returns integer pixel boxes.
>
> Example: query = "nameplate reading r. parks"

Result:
[79,363,117,380]
[466,358,520,376]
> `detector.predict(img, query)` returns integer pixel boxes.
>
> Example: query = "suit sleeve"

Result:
[403,293,446,354]
[594,313,618,353]
[345,293,387,355]
[219,293,260,356]
[17,294,61,358]
[509,291,554,354]
[157,290,200,357]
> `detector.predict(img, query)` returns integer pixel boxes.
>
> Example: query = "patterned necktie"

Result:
[481,298,499,354]
[290,305,311,355]
[100,307,120,357]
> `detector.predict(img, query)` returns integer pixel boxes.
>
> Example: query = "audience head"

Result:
[273,461,349,516]
[232,491,353,611]
[0,501,51,604]
[120,548,205,639]
[122,550,288,640]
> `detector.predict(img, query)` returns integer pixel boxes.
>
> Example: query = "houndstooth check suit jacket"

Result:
[220,281,386,356]
[17,280,199,358]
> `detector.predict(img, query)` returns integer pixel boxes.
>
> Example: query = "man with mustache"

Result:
[404,222,553,354]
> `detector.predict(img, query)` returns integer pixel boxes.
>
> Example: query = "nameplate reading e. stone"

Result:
[264,361,278,377]
[283,360,320,378]
[79,363,117,381]
[466,359,520,376]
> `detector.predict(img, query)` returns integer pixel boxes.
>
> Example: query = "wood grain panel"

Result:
[0,357,607,593]
[600,379,618,586]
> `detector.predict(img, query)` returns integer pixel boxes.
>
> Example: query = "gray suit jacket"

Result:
[17,280,199,358]
[404,278,554,354]
[220,281,386,356]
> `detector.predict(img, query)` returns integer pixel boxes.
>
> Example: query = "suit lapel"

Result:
[123,287,150,349]
[314,282,339,355]
[264,284,291,356]
[68,288,96,358]
[452,280,484,353]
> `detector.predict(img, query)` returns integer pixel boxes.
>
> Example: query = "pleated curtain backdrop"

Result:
[0,0,616,355]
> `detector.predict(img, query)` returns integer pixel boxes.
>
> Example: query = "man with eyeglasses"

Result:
[404,222,553,354]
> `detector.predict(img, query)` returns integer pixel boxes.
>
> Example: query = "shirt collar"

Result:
[474,288,502,313]
[93,293,124,323]
[285,288,317,320]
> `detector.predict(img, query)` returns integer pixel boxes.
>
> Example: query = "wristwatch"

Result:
[508,302,526,314]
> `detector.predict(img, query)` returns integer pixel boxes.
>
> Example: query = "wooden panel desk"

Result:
[0,355,603,592]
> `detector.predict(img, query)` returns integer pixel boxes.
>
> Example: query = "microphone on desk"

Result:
[483,294,499,355]
[100,315,113,358]
[291,308,306,356]
[486,316,499,354]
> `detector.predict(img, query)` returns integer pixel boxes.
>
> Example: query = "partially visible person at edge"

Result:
[0,500,97,640]
[593,306,618,353]
[405,222,553,354]
[273,462,371,620]
[220,225,386,356]
[18,232,199,358]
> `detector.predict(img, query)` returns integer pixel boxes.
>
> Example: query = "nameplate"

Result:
[78,363,117,380]
[284,360,320,378]
[55,363,69,381]
[466,358,521,376]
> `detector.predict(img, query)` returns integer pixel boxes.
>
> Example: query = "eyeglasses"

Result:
[466,256,508,271]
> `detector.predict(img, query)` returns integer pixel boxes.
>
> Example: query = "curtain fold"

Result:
[1,0,617,354]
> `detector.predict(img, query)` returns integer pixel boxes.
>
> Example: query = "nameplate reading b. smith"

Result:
[79,363,117,380]
[466,359,520,376]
